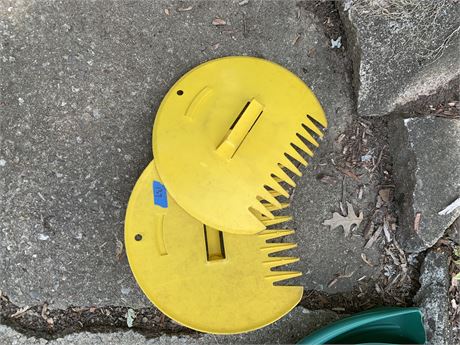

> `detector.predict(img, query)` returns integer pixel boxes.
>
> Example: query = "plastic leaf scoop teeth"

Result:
[125,161,303,334]
[153,56,327,235]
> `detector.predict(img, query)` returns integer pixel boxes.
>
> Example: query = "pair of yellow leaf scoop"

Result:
[125,57,327,334]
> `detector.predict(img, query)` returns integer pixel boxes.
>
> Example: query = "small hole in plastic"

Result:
[135,234,142,241]
[177,90,184,96]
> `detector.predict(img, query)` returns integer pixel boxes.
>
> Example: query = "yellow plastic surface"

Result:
[125,161,303,334]
[153,56,327,234]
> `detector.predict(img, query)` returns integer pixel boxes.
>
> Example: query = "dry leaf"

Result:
[323,202,363,237]
[337,167,360,181]
[212,18,226,26]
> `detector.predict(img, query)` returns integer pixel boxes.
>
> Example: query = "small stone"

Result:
[30,290,40,299]
[378,188,392,203]
[38,234,50,241]
[330,36,341,49]
[0,159,6,167]
[121,287,131,295]
[212,18,226,26]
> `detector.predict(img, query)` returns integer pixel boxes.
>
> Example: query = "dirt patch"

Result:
[392,78,460,118]
[328,116,422,306]
[299,0,345,42]
[0,291,192,340]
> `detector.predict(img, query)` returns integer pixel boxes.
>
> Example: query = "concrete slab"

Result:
[339,0,460,117]
[414,249,452,345]
[0,307,339,344]
[0,0,375,310]
[390,116,460,252]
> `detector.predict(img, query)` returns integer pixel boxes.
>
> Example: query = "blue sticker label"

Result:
[153,181,168,208]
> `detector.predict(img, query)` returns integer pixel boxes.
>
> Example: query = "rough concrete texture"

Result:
[339,0,460,117]
[0,307,339,344]
[0,0,373,310]
[389,116,460,252]
[414,249,451,345]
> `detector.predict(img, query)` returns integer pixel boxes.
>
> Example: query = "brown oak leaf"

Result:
[323,202,363,237]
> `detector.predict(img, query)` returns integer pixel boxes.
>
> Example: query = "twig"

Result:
[292,32,301,46]
[361,253,374,267]
[414,212,422,232]
[365,225,383,249]
[337,167,360,181]
[11,306,31,318]
[371,146,385,172]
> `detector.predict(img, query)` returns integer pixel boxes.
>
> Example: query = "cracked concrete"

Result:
[390,116,460,252]
[0,306,339,344]
[339,0,460,117]
[0,0,379,311]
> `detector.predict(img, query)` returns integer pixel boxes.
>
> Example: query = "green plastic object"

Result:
[298,307,426,345]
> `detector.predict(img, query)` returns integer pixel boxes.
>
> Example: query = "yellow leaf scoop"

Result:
[153,56,327,235]
[124,161,303,334]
